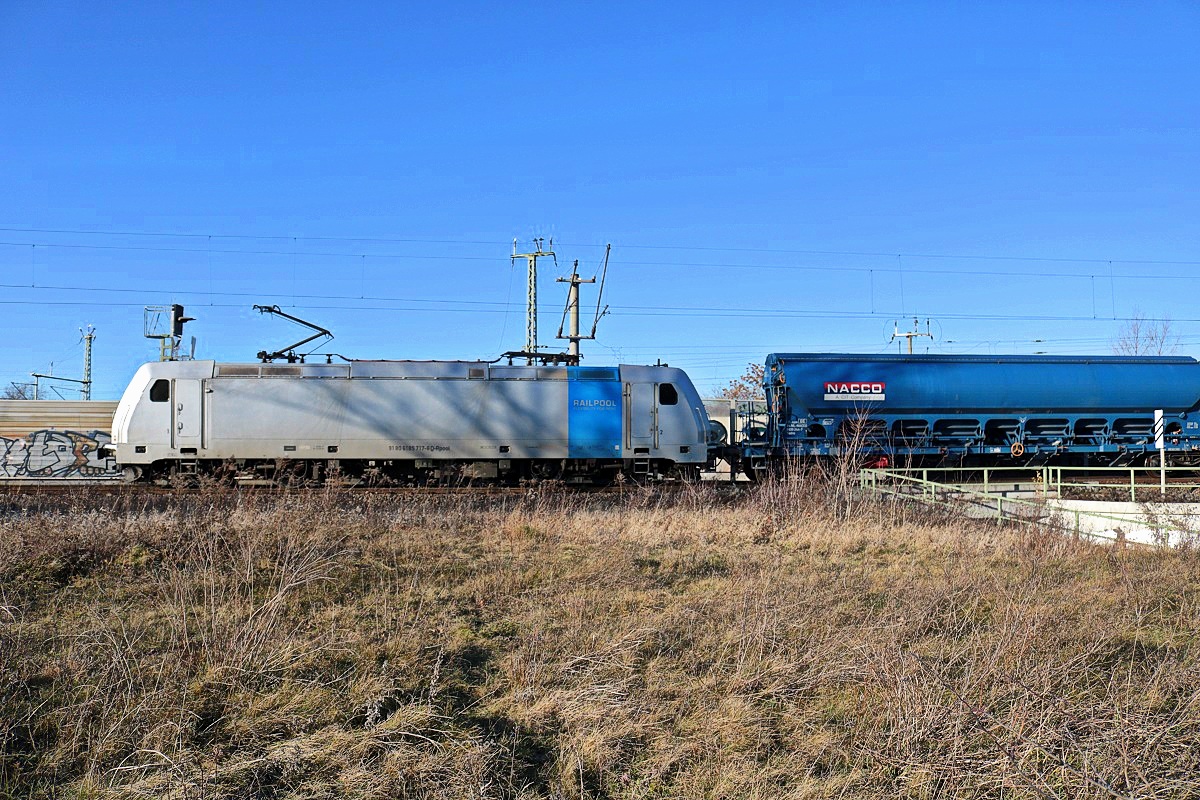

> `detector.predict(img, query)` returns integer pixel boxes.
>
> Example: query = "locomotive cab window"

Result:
[149,379,170,402]
[659,383,678,405]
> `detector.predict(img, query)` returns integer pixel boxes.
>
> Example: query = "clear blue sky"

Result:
[2,2,1198,399]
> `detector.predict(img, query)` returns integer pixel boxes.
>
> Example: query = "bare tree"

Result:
[2,382,33,399]
[1112,312,1179,356]
[718,362,765,400]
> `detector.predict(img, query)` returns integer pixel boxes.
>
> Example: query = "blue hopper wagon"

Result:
[740,353,1200,473]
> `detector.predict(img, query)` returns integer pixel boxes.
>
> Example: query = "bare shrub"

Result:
[1112,311,1179,356]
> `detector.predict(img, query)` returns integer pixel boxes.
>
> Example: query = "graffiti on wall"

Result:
[0,429,121,479]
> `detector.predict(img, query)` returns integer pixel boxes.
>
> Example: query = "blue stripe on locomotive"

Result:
[567,367,622,458]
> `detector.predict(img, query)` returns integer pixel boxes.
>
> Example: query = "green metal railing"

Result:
[1042,465,1200,503]
[858,467,1198,547]
[858,464,1200,503]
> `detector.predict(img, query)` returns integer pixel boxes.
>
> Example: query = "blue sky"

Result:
[2,2,1198,399]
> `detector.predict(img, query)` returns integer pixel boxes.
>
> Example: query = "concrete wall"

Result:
[1049,499,1200,548]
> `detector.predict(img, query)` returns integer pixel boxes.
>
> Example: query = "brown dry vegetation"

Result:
[2,483,1199,799]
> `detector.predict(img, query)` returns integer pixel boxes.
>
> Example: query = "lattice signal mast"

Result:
[80,325,95,400]
[511,238,556,365]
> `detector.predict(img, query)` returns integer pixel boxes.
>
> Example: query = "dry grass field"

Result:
[2,482,1199,799]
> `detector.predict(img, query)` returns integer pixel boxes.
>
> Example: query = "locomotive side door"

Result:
[624,381,658,449]
[172,379,204,450]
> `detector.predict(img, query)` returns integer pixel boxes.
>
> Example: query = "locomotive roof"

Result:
[145,360,680,380]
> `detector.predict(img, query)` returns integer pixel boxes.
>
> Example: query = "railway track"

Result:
[0,481,715,497]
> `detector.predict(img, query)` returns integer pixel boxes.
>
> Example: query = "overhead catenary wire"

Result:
[4,226,1195,397]
[4,239,1200,281]
[1,293,1198,327]
[1,261,1195,327]
[3,225,1199,266]
[0,274,1191,325]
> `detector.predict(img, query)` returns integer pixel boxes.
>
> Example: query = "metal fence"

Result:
[859,464,1200,503]
[858,466,1200,547]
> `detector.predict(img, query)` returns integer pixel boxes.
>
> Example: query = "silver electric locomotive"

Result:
[107,358,709,484]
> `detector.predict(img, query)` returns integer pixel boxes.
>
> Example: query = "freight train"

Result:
[103,349,1200,485]
[735,353,1200,477]
[104,358,710,485]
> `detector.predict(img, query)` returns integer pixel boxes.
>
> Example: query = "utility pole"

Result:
[554,244,611,363]
[30,326,96,400]
[80,325,95,400]
[30,369,90,401]
[556,261,596,359]
[511,238,556,365]
[891,318,934,354]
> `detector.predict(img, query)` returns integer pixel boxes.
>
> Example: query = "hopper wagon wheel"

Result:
[741,458,760,482]
[1010,441,1025,458]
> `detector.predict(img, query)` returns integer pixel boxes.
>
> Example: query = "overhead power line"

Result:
[0,294,1197,326]
[0,240,500,262]
[0,226,507,247]
[1,226,1197,266]
[0,280,513,308]
[3,241,1200,282]
[2,272,1195,326]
